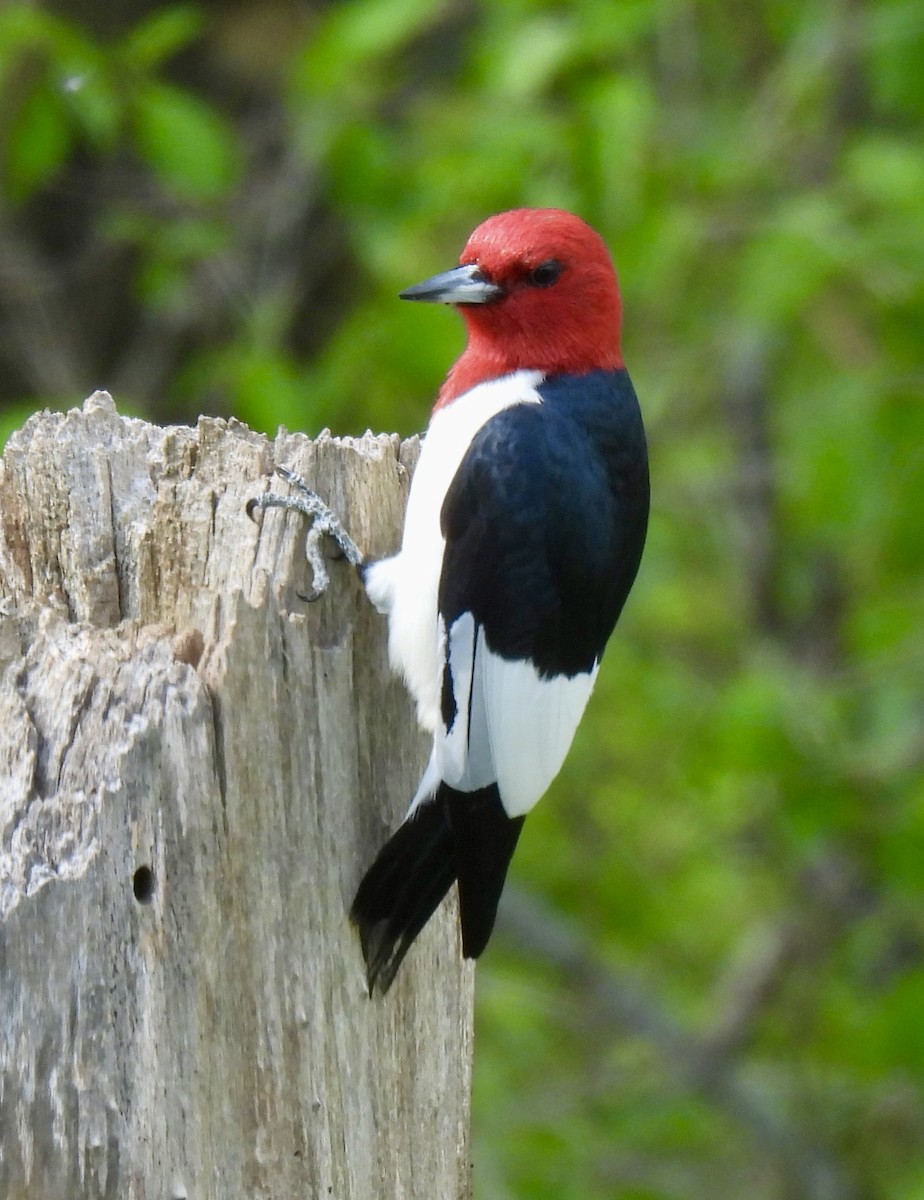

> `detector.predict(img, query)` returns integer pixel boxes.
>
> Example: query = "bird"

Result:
[349,207,650,994]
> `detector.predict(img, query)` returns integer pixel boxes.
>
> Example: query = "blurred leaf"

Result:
[137,256,192,312]
[0,6,54,85]
[293,0,448,96]
[0,5,102,81]
[867,0,924,119]
[58,66,121,149]
[486,14,577,99]
[5,79,72,201]
[0,10,119,174]
[845,135,924,214]
[131,81,239,200]
[120,5,205,71]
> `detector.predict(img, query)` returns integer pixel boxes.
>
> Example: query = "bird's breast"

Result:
[378,369,545,730]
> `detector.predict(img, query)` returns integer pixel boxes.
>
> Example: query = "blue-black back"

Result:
[439,368,650,678]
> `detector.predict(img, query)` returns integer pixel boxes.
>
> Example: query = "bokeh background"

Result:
[1,1,923,1196]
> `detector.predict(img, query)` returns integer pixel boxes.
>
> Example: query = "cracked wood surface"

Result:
[0,392,474,1200]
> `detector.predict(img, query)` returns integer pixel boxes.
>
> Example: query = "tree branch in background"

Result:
[498,883,859,1200]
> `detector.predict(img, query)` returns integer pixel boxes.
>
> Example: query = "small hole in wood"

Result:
[133,865,155,904]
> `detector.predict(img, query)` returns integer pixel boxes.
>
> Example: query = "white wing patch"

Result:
[438,615,598,819]
[438,612,494,792]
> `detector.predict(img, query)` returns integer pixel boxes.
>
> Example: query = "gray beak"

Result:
[399,263,504,305]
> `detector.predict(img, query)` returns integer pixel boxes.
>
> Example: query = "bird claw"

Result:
[248,465,364,600]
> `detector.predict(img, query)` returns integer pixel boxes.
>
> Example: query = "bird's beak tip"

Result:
[399,264,504,306]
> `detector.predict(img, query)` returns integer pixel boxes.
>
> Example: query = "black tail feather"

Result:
[446,784,525,959]
[350,799,457,994]
[350,783,525,994]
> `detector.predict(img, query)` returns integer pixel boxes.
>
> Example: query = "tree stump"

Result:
[0,392,473,1200]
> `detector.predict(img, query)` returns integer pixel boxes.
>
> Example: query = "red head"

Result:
[400,208,624,408]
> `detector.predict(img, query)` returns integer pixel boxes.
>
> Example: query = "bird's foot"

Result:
[247,465,364,601]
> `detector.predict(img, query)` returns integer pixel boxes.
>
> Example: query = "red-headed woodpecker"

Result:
[350,208,650,993]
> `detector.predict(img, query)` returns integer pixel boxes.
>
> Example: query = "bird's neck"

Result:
[434,332,623,410]
[435,344,511,408]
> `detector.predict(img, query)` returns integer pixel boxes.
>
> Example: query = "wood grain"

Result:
[0,392,473,1200]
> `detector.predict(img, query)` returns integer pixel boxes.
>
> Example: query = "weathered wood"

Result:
[0,392,474,1200]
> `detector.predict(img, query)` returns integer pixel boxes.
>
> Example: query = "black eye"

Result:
[526,259,564,288]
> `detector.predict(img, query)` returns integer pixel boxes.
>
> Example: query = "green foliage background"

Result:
[1,1,922,1196]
